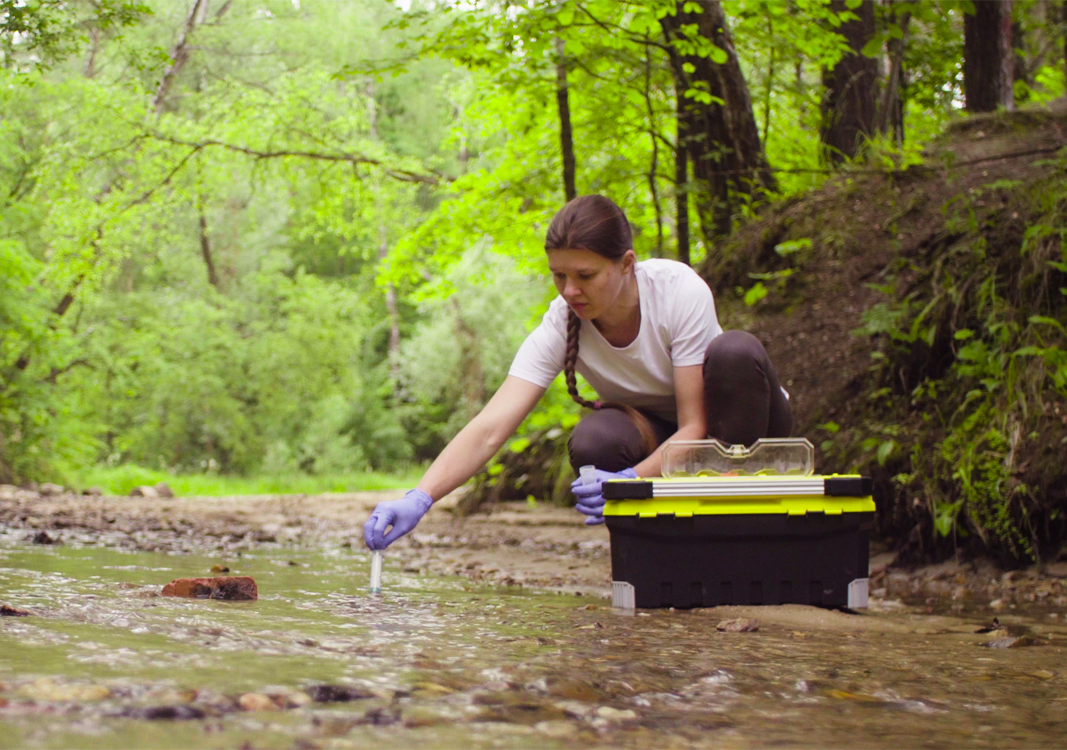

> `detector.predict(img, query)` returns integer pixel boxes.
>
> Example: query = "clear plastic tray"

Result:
[661,438,815,478]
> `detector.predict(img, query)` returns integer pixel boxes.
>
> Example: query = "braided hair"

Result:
[546,196,658,457]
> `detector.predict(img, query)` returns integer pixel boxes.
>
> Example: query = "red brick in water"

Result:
[161,576,257,601]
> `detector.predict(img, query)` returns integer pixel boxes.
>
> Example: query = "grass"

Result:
[63,463,426,497]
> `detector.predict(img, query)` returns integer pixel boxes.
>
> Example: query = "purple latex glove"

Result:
[570,467,638,526]
[363,489,434,550]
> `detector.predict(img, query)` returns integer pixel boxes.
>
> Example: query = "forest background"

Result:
[1,0,1066,561]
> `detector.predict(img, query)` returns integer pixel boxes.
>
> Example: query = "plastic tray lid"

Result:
[661,437,815,478]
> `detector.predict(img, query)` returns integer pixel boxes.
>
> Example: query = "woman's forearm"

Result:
[412,376,547,502]
[415,416,508,500]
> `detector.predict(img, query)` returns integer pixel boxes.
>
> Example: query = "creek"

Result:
[1,540,1065,748]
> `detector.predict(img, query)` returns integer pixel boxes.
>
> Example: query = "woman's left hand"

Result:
[570,467,637,525]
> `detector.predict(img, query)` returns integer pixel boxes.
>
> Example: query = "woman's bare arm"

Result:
[416,376,547,501]
[632,364,706,477]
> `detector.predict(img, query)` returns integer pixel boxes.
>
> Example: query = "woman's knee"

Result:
[703,330,768,379]
[568,409,647,473]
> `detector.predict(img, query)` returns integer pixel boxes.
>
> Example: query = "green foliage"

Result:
[0,0,442,484]
[67,463,420,497]
[849,155,1067,561]
[3,0,1066,528]
[1,0,150,71]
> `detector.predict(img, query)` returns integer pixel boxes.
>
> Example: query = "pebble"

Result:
[990,599,1008,611]
[535,720,579,737]
[126,705,206,721]
[130,486,159,499]
[238,693,279,711]
[38,483,65,496]
[160,576,257,601]
[552,699,595,718]
[265,688,312,708]
[410,681,455,696]
[984,636,1037,649]
[304,684,374,703]
[545,678,600,702]
[595,706,637,720]
[716,618,759,633]
[403,707,453,728]
[358,707,401,726]
[145,688,197,704]
[23,679,110,702]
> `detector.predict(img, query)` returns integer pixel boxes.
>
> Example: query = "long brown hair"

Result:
[545,195,658,457]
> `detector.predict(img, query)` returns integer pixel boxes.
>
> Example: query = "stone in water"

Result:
[717,618,759,632]
[161,576,257,601]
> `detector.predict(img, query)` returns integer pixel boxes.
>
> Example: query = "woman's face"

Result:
[546,247,635,321]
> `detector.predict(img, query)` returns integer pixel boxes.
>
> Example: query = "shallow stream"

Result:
[1,541,1065,748]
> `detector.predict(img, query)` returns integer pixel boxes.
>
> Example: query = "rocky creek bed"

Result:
[2,485,1067,748]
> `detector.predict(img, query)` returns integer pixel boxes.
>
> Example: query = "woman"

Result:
[363,195,792,549]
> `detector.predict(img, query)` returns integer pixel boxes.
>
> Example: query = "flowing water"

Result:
[1,539,1065,749]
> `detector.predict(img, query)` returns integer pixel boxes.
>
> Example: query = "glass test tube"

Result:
[369,550,383,594]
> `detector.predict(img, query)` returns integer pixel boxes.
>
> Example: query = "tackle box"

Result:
[602,473,875,610]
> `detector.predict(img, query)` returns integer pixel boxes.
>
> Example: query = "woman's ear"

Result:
[621,249,636,273]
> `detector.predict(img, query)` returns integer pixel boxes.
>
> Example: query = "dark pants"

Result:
[568,331,793,472]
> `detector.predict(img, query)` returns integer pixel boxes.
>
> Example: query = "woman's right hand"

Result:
[363,489,434,550]
[570,467,638,525]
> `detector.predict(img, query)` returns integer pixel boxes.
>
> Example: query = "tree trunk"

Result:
[381,224,401,380]
[702,0,776,194]
[674,86,691,267]
[820,0,880,164]
[154,0,211,115]
[198,206,219,288]
[366,83,402,378]
[84,25,99,78]
[643,46,664,257]
[964,0,1014,113]
[762,10,776,146]
[878,4,911,145]
[555,37,577,202]
[660,0,775,243]
[452,299,485,421]
[1011,19,1028,92]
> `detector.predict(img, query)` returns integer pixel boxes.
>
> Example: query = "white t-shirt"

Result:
[508,259,722,422]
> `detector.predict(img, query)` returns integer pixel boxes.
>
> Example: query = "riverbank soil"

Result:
[703,99,1067,563]
[2,486,1066,608]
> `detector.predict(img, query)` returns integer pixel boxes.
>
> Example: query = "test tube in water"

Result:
[579,464,597,486]
[369,550,383,594]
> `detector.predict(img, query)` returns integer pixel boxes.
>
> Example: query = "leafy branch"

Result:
[146,134,450,185]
